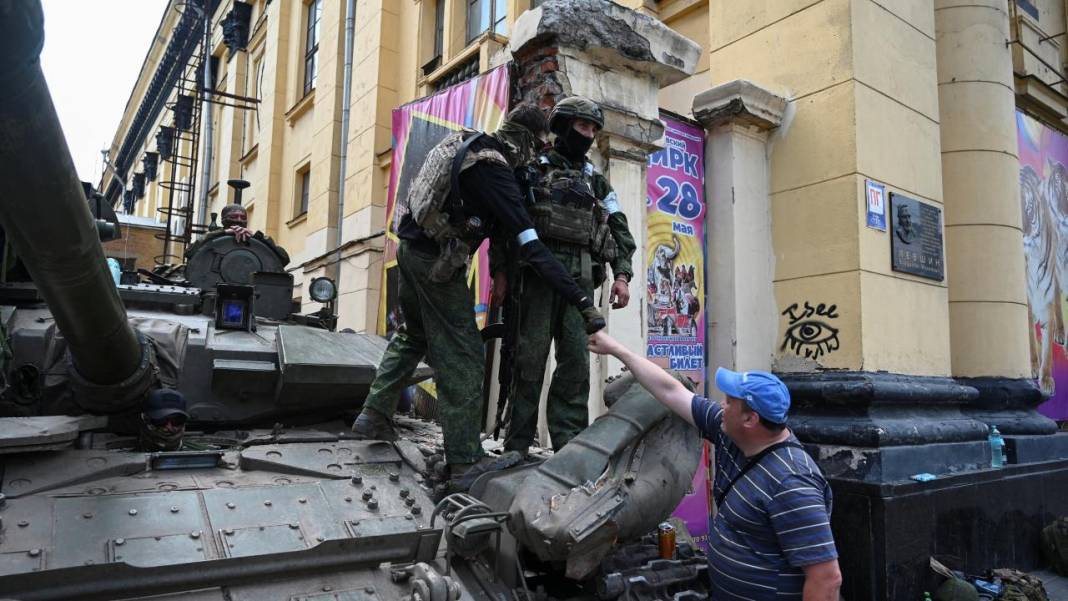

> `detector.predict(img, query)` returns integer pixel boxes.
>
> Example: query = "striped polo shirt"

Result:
[691,395,837,600]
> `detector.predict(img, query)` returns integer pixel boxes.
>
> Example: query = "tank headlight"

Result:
[309,277,338,303]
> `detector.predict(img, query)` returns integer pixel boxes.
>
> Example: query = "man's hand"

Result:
[609,277,630,309]
[587,330,624,357]
[490,272,508,307]
[580,305,606,334]
[226,225,253,243]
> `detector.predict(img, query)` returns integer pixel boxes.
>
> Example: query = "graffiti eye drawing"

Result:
[781,320,840,360]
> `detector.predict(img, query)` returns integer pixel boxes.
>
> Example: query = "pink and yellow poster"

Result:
[649,113,712,553]
[1017,110,1068,420]
[646,114,707,389]
[378,66,510,337]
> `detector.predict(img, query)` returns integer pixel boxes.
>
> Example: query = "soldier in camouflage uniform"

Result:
[351,104,606,486]
[497,97,637,455]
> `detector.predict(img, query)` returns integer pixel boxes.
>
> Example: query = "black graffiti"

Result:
[782,301,839,323]
[781,302,841,360]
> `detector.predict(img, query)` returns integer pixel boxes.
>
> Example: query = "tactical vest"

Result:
[527,156,617,265]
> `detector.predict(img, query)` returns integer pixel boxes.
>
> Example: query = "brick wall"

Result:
[102,224,166,271]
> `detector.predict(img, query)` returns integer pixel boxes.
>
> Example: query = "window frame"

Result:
[302,0,322,96]
[296,166,311,218]
[466,0,507,44]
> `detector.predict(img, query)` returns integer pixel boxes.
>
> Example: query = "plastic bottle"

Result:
[988,425,1005,469]
[922,592,932,601]
[106,258,121,287]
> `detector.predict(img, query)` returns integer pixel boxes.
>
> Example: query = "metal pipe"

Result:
[333,0,356,286]
[0,0,143,388]
[195,0,214,237]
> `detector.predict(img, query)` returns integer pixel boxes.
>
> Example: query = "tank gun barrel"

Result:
[0,0,150,409]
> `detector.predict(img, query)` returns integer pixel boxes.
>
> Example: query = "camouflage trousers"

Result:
[505,256,594,454]
[363,240,484,464]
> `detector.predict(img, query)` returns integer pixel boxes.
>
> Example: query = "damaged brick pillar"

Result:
[509,0,700,424]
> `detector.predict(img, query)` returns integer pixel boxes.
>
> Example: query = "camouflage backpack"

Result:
[992,569,1049,601]
[403,130,508,244]
[1041,517,1068,576]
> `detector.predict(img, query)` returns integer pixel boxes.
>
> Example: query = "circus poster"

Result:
[1017,110,1068,420]
[649,113,712,554]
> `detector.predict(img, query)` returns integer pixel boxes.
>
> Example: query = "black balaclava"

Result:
[555,123,594,163]
[492,120,540,168]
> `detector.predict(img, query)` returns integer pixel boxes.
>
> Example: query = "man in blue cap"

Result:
[139,388,190,452]
[587,331,841,601]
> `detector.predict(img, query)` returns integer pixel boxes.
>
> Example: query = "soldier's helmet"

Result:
[549,96,604,136]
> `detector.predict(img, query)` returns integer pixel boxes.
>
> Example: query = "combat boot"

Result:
[449,451,522,492]
[350,407,398,441]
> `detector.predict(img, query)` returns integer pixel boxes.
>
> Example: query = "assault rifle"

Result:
[481,258,522,440]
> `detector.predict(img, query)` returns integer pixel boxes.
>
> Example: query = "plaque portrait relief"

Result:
[889,193,944,281]
[894,203,916,245]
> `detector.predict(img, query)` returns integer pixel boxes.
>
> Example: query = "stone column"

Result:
[936,0,1056,437]
[693,80,786,374]
[509,0,700,428]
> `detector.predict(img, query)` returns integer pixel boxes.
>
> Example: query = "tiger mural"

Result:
[1021,164,1064,395]
[1045,159,1068,318]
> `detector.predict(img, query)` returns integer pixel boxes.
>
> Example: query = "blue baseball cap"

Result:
[714,367,791,424]
[144,388,189,421]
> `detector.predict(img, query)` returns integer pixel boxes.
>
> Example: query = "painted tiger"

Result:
[1045,159,1068,331]
[1021,164,1063,395]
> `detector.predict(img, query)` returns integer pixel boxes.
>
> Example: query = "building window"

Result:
[303,0,322,95]
[297,167,310,216]
[467,0,507,43]
[433,0,445,60]
[244,52,264,152]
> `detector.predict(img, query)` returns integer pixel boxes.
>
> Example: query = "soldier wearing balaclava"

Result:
[498,96,637,456]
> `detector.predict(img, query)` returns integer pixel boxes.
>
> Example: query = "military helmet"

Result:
[549,96,604,135]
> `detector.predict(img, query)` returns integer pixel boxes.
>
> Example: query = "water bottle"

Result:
[106,258,121,287]
[988,425,1005,469]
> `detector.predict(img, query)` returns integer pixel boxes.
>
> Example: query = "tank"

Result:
[0,2,711,599]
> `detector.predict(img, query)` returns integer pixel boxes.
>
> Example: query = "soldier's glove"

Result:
[581,305,606,334]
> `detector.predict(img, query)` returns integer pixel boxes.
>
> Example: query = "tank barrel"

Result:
[0,1,147,406]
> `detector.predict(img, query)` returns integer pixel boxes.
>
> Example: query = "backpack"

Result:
[1041,517,1068,576]
[991,569,1049,601]
[404,130,508,243]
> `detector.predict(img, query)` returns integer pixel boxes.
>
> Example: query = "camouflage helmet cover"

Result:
[549,96,604,135]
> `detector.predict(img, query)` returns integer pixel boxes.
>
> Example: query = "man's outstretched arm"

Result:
[587,331,695,426]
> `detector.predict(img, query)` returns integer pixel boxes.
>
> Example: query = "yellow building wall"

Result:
[705,0,951,375]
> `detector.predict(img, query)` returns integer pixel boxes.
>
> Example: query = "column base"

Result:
[780,370,1068,600]
[958,376,1058,435]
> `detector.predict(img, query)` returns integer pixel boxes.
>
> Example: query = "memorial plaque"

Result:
[889,193,944,281]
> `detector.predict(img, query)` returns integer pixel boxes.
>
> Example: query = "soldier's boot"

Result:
[350,407,398,441]
[448,451,523,492]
